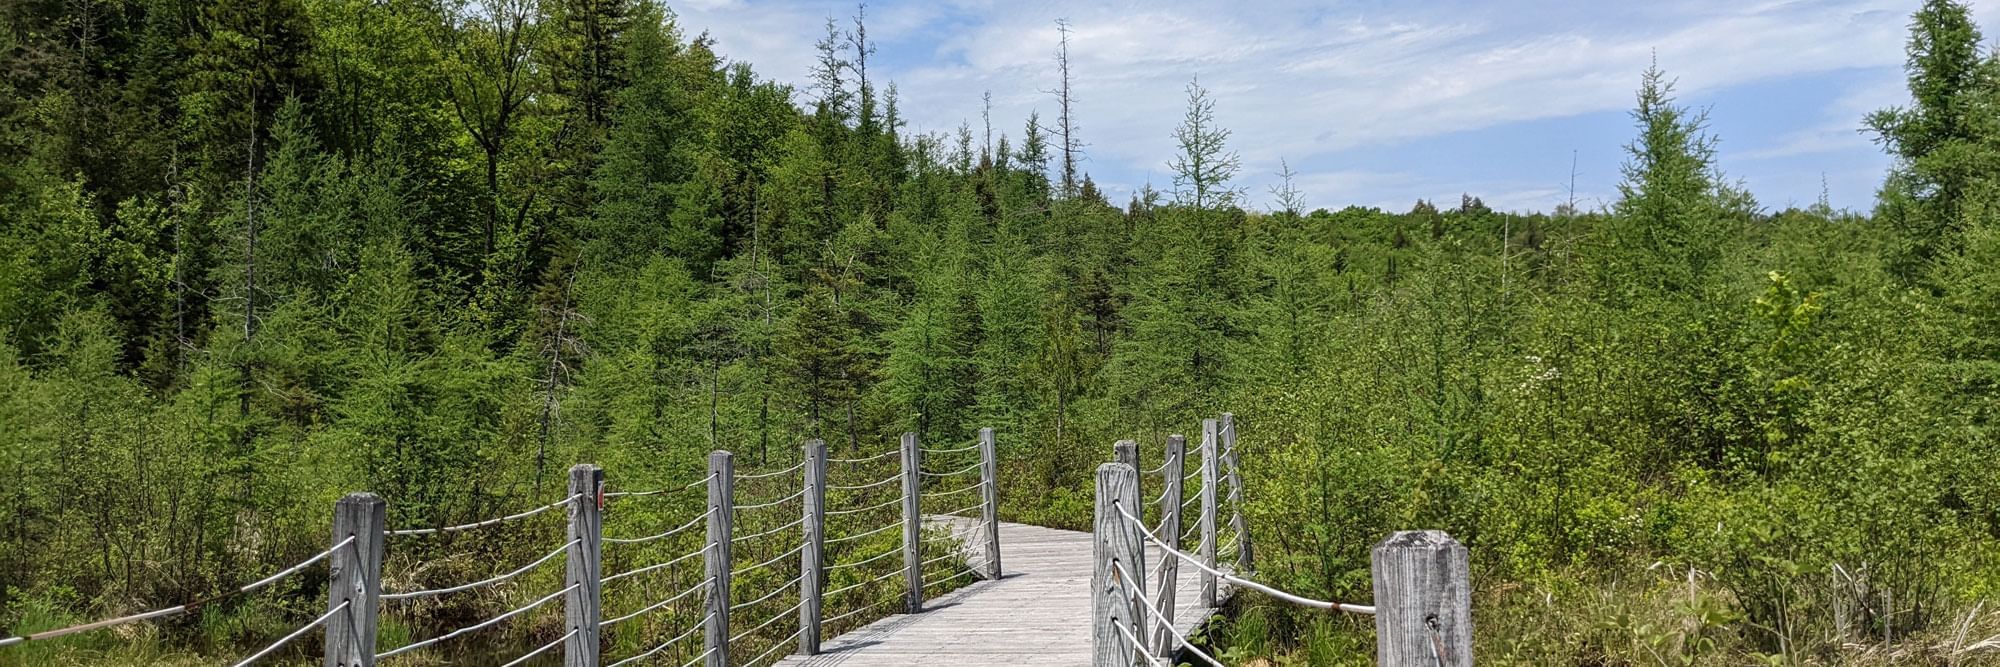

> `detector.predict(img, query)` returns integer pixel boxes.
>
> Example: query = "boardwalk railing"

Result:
[0,429,1005,667]
[1093,413,1474,667]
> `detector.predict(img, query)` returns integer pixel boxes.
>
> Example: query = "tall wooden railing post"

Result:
[799,439,826,655]
[1152,435,1185,657]
[1113,439,1137,472]
[899,432,924,613]
[1222,412,1252,573]
[1371,531,1473,667]
[565,465,604,667]
[1199,419,1219,607]
[1092,462,1145,667]
[324,493,384,667]
[978,427,1002,580]
[704,451,734,667]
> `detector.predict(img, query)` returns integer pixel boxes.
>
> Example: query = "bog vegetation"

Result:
[2,0,1999,664]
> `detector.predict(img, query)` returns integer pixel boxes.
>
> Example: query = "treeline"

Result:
[1,0,1999,663]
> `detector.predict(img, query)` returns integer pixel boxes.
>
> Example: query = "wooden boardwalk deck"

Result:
[774,519,1223,666]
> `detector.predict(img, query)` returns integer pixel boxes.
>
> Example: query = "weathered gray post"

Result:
[1113,439,1137,471]
[1152,435,1184,657]
[1092,462,1146,667]
[705,451,735,667]
[799,439,826,655]
[1222,412,1252,573]
[1370,531,1473,667]
[899,432,924,613]
[324,493,384,667]
[1199,418,1219,607]
[565,464,604,667]
[978,427,1002,580]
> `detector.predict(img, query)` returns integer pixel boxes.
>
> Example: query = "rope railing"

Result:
[828,474,899,491]
[745,627,807,666]
[824,521,898,545]
[376,582,579,659]
[1113,557,1222,667]
[737,489,804,511]
[0,535,356,648]
[603,577,713,627]
[604,475,710,498]
[1114,618,1169,667]
[821,597,889,625]
[920,481,981,499]
[826,448,900,464]
[386,493,581,536]
[731,516,806,545]
[919,442,981,456]
[823,568,903,598]
[919,460,982,478]
[497,628,576,667]
[382,538,576,601]
[605,612,711,667]
[1113,501,1373,615]
[825,496,901,517]
[731,599,804,641]
[736,461,805,480]
[231,600,352,667]
[825,546,899,571]
[732,545,805,579]
[602,543,711,587]
[605,508,712,545]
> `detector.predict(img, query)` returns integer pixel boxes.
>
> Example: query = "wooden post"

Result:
[324,493,384,667]
[1222,412,1252,573]
[978,427,1002,580]
[899,432,924,613]
[1370,531,1473,667]
[1113,439,1137,471]
[1152,435,1184,657]
[705,451,734,667]
[799,439,826,655]
[565,465,604,667]
[1092,462,1145,667]
[1199,418,1219,607]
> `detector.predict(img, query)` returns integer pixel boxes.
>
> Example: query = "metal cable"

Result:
[826,496,901,517]
[374,583,578,659]
[732,545,806,579]
[919,461,983,478]
[0,536,356,648]
[383,539,577,600]
[828,475,899,492]
[497,628,575,667]
[603,543,712,587]
[231,600,351,667]
[825,547,900,571]
[825,522,898,545]
[603,577,714,627]
[732,575,800,611]
[737,490,805,512]
[736,462,805,480]
[1114,502,1373,615]
[387,494,582,536]
[606,509,713,545]
[731,600,804,641]
[605,613,711,667]
[732,517,806,545]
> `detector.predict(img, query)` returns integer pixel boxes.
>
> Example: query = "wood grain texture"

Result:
[1152,435,1184,657]
[899,433,923,614]
[565,465,603,667]
[706,451,735,667]
[978,428,1001,580]
[1371,530,1473,667]
[1093,463,1144,667]
[1198,419,1219,607]
[1222,413,1252,574]
[801,440,827,655]
[324,493,383,667]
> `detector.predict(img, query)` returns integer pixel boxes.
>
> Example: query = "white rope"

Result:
[375,583,578,659]
[828,475,899,491]
[919,461,982,478]
[731,600,804,641]
[1114,617,1170,667]
[606,508,713,545]
[824,568,903,598]
[231,600,350,667]
[826,496,901,517]
[383,539,576,600]
[920,482,981,499]
[822,597,889,625]
[730,572,801,609]
[1114,502,1373,615]
[497,628,576,667]
[680,647,717,667]
[920,442,981,455]
[602,543,712,587]
[825,522,898,545]
[387,494,582,536]
[1145,452,1179,475]
[732,544,806,578]
[931,501,984,518]
[732,517,806,545]
[1116,559,1222,667]
[825,547,900,571]
[737,490,805,511]
[603,577,714,627]
[827,449,900,464]
[0,536,355,648]
[605,613,711,667]
[745,626,807,666]
[736,461,805,480]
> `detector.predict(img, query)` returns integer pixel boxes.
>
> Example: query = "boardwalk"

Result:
[776,519,1224,666]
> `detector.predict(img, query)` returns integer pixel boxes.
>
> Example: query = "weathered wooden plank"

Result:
[899,433,923,613]
[978,428,1001,580]
[800,439,826,655]
[705,451,734,667]
[324,493,383,667]
[1222,412,1252,573]
[1199,419,1219,607]
[1152,434,1184,657]
[1371,530,1473,667]
[1093,462,1144,667]
[565,465,603,667]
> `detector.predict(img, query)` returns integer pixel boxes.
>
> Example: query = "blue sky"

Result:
[667,0,2000,214]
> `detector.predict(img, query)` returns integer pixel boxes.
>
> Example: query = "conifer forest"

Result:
[2,0,2000,664]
